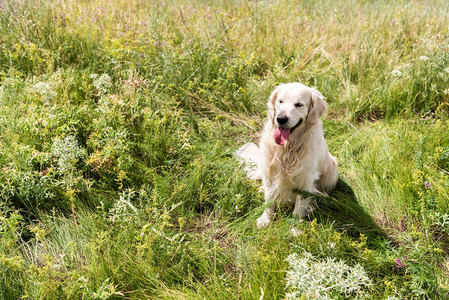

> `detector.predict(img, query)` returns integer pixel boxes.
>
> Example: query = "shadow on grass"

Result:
[295,178,390,245]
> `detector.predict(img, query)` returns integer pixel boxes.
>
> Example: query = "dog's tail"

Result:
[235,142,263,181]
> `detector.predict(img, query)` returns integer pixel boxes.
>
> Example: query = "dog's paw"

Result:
[292,208,312,219]
[257,212,271,228]
[293,200,317,218]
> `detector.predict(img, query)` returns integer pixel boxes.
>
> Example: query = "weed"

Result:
[285,251,372,299]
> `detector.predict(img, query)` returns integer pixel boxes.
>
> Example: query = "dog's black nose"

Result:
[276,116,288,125]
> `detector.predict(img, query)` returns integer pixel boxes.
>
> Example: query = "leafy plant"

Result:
[285,251,372,299]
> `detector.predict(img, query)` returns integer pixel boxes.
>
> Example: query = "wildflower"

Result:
[393,255,407,270]
[444,89,449,95]
[235,137,245,143]
[392,18,397,24]
[285,252,372,299]
[235,204,241,213]
[391,70,402,77]
[51,136,85,174]
[386,296,402,300]
[290,228,303,237]
[419,55,429,61]
[30,82,57,100]
[108,189,138,223]
[90,73,112,96]
[283,41,287,45]
[424,181,432,189]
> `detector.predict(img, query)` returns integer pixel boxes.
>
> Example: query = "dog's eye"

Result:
[279,99,284,104]
[295,103,303,108]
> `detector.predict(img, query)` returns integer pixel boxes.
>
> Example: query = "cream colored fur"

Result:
[236,83,338,228]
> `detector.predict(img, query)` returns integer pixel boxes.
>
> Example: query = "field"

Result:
[1,0,449,298]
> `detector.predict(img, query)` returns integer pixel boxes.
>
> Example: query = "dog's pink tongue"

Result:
[274,127,290,145]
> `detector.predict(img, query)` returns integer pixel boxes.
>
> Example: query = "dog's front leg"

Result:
[293,195,317,218]
[257,181,276,228]
[257,206,274,228]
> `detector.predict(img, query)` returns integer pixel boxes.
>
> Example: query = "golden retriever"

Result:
[236,83,338,228]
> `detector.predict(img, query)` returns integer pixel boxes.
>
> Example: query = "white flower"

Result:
[444,89,449,95]
[91,73,112,96]
[386,296,402,300]
[290,228,303,237]
[391,70,402,77]
[30,81,57,100]
[419,55,429,61]
[285,252,372,299]
[108,189,138,223]
[51,136,85,173]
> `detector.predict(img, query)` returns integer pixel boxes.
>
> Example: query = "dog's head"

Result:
[267,82,327,145]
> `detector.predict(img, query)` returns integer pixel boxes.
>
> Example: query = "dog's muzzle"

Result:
[290,118,303,133]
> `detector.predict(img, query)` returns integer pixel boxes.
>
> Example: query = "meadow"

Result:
[1,0,449,298]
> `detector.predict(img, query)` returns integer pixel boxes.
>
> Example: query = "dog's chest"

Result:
[268,147,320,189]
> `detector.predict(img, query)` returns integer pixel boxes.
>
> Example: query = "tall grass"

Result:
[1,0,449,298]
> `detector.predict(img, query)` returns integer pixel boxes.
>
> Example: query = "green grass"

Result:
[1,0,449,298]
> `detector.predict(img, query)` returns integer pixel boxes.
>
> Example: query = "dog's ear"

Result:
[307,88,327,125]
[267,87,279,123]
